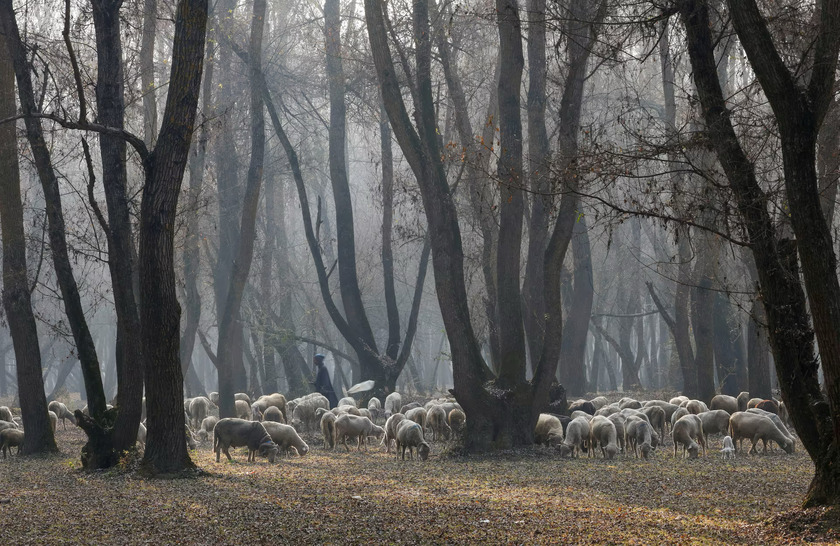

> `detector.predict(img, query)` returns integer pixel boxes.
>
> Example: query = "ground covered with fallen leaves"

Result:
[1,420,836,545]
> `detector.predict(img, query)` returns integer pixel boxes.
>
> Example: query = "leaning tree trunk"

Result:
[139,0,208,475]
[0,25,56,455]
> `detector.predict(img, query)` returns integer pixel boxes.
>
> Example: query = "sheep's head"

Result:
[640,442,651,460]
[650,430,660,449]
[783,439,795,454]
[297,441,310,456]
[557,443,573,458]
[604,444,619,460]
[418,442,431,461]
[196,430,208,442]
[260,441,280,463]
[687,444,699,459]
[547,431,563,447]
[290,418,303,432]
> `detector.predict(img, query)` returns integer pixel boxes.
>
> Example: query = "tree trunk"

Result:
[141,0,157,146]
[139,0,208,475]
[713,292,742,396]
[559,214,593,395]
[747,298,772,400]
[260,164,278,394]
[0,24,56,455]
[380,98,400,362]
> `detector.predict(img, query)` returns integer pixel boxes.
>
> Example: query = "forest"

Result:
[1,0,840,542]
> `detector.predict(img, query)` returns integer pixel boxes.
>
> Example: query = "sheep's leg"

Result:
[749,436,759,455]
[224,446,234,462]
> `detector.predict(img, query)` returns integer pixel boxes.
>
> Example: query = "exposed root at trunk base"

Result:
[762,506,840,543]
[74,409,120,470]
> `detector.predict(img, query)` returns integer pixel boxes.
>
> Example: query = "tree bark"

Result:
[141,0,157,146]
[559,214,593,395]
[713,292,742,396]
[139,0,208,475]
[380,98,400,362]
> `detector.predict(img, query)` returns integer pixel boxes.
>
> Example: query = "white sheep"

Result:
[1,428,24,458]
[196,416,218,442]
[384,392,402,416]
[251,393,287,422]
[558,417,590,458]
[729,411,794,454]
[685,399,708,414]
[261,421,309,456]
[534,414,564,447]
[697,410,731,438]
[395,419,430,460]
[710,394,739,415]
[426,405,451,441]
[589,416,619,459]
[626,417,653,459]
[589,396,609,410]
[263,406,284,423]
[334,414,385,451]
[320,411,337,449]
[48,410,58,432]
[737,391,750,412]
[338,396,356,408]
[405,407,427,430]
[189,396,213,430]
[0,406,13,423]
[382,413,406,454]
[235,399,252,420]
[288,394,329,432]
[669,396,689,406]
[213,418,279,463]
[607,413,627,454]
[721,435,735,459]
[48,401,77,430]
[672,414,706,459]
[368,397,381,410]
[746,408,795,450]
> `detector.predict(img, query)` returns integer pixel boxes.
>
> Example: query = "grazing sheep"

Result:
[400,402,422,415]
[589,416,619,459]
[731,411,794,454]
[137,422,146,448]
[334,414,385,451]
[382,413,406,454]
[568,399,596,415]
[197,416,218,442]
[746,397,763,409]
[261,422,309,456]
[756,399,779,414]
[226,400,247,420]
[534,414,565,447]
[595,405,620,417]
[0,421,18,434]
[189,396,213,430]
[570,410,594,422]
[49,410,58,432]
[332,405,362,416]
[710,395,739,415]
[721,435,735,459]
[672,415,706,459]
[607,413,627,454]
[209,392,219,406]
[589,396,609,410]
[320,411,337,449]
[669,396,689,406]
[697,410,731,437]
[626,417,653,459]
[618,398,641,410]
[405,407,427,430]
[737,391,750,412]
[395,419,430,461]
[670,407,689,429]
[685,399,708,414]
[48,401,77,430]
[368,397,381,410]
[426,405,451,442]
[384,392,402,416]
[639,405,667,439]
[1,428,24,458]
[448,408,466,438]
[642,400,681,425]
[338,397,357,408]
[0,406,13,423]
[262,406,284,423]
[235,393,252,405]
[558,417,590,458]
[213,418,279,463]
[251,393,287,422]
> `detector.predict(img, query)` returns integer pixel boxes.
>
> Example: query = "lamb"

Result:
[425,405,451,442]
[48,401,77,429]
[334,414,385,451]
[558,416,590,458]
[384,392,402,416]
[197,416,218,442]
[534,414,564,447]
[382,413,406,453]
[189,396,213,430]
[261,422,309,456]
[588,416,619,459]
[710,394,739,415]
[235,400,251,420]
[320,411,337,449]
[697,409,731,437]
[626,417,654,459]
[213,418,279,463]
[263,406,284,423]
[368,397,381,410]
[568,399,596,415]
[0,406,13,423]
[251,393,287,421]
[685,399,708,414]
[672,414,706,459]
[607,413,627,454]
[737,391,750,412]
[338,396,357,408]
[638,405,667,439]
[721,435,735,459]
[729,411,794,454]
[395,419,430,460]
[405,407,427,430]
[49,410,58,432]
[1,428,24,458]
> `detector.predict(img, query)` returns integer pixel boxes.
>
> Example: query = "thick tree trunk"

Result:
[747,298,772,400]
[713,292,742,396]
[260,164,278,394]
[380,98,400,362]
[141,0,157,146]
[559,214,593,396]
[0,25,56,455]
[817,99,839,225]
[139,0,207,475]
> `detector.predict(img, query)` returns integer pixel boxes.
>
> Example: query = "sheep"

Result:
[570,410,594,422]
[332,405,362,417]
[426,405,451,442]
[251,393,287,422]
[235,392,251,405]
[358,408,372,421]
[0,421,18,434]
[595,405,620,417]
[589,396,609,410]
[737,391,750,412]
[395,419,430,460]
[756,399,780,414]
[48,401,77,430]
[234,399,251,420]
[384,392,402,416]
[669,396,689,406]
[672,414,705,459]
[697,410,731,438]
[49,410,58,432]
[405,407,427,430]
[638,405,667,439]
[213,418,279,463]
[626,417,654,459]
[288,394,330,432]
[136,422,147,448]
[263,406,284,423]
[642,400,681,425]
[685,399,708,414]
[189,396,213,430]
[618,398,641,410]
[710,394,739,415]
[448,408,466,438]
[0,406,13,423]
[400,402,422,415]
[320,411,337,449]
[209,392,219,406]
[670,407,689,429]
[334,414,385,451]
[261,422,309,457]
[734,411,794,454]
[589,416,619,459]
[383,413,407,454]
[197,416,218,442]
[746,397,763,409]
[338,396,357,408]
[558,417,590,458]
[368,397,382,410]
[721,435,735,459]
[534,414,564,447]
[568,399,596,415]
[1,428,24,458]
[607,413,627,454]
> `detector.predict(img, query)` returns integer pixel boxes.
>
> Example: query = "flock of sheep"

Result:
[545,392,796,460]
[0,389,795,464]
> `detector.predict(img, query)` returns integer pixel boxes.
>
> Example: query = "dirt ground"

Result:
[0,421,836,545]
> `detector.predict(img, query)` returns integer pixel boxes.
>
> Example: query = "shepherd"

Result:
[312,353,339,408]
